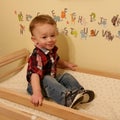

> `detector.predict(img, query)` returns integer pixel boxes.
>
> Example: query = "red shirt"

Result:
[26,46,59,83]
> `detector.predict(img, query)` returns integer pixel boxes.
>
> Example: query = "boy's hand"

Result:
[67,63,77,71]
[58,59,77,71]
[31,93,43,106]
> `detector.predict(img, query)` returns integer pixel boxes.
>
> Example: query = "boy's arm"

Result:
[30,73,43,106]
[57,59,77,71]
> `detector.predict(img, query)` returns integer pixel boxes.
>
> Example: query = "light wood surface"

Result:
[0,48,30,80]
[0,48,113,120]
[0,48,29,67]
[0,48,119,80]
[0,87,105,120]
[76,67,120,80]
[0,102,47,120]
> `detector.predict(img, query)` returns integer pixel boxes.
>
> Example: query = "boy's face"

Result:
[31,23,57,50]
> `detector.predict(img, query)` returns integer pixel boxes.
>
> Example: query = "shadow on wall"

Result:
[56,33,75,62]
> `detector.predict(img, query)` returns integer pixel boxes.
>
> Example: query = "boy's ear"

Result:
[31,36,37,43]
[31,36,38,46]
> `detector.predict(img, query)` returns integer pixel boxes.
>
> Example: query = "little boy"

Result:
[26,14,95,108]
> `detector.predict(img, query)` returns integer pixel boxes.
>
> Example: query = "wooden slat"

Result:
[0,102,32,120]
[76,67,120,80]
[0,48,29,67]
[0,64,25,80]
[0,102,46,120]
[1,48,120,80]
[0,48,113,120]
[0,87,105,120]
[0,48,30,81]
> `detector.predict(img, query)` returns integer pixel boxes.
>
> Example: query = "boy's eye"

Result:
[41,34,56,39]
[42,36,47,39]
[51,35,55,37]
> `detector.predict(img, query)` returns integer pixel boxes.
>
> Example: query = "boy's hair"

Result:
[29,14,57,35]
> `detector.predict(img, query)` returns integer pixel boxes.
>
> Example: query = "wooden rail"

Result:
[0,48,111,120]
[0,102,46,120]
[0,48,29,80]
[0,87,105,120]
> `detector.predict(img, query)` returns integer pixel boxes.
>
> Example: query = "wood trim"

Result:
[0,48,29,67]
[0,87,105,120]
[76,67,120,80]
[0,48,30,81]
[0,48,120,80]
[0,48,115,120]
[0,102,46,120]
[0,64,25,80]
[0,102,32,120]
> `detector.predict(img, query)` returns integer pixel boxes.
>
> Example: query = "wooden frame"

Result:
[0,48,29,80]
[0,102,46,120]
[0,48,115,120]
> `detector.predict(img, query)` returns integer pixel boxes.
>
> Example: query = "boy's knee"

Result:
[63,73,73,78]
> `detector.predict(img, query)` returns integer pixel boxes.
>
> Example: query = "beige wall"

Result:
[0,0,120,74]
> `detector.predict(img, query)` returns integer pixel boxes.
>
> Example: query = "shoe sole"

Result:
[81,90,95,104]
[69,93,83,108]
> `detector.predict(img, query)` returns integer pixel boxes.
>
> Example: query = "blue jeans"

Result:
[27,73,84,106]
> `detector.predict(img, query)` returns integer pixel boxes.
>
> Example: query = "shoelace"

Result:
[64,90,79,106]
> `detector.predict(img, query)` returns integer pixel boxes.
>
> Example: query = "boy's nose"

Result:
[48,37,53,41]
